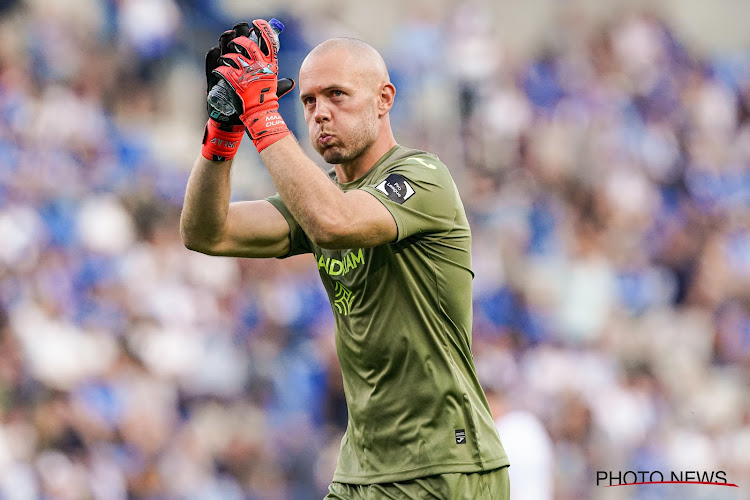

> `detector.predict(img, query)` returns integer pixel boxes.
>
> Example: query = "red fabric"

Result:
[241,104,290,153]
[212,19,289,153]
[201,120,245,161]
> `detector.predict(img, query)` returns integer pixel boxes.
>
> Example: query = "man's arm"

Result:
[180,155,291,258]
[259,136,397,250]
[181,22,292,259]
[210,20,397,251]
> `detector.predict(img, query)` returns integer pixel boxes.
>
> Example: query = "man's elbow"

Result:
[182,238,204,254]
[180,225,216,255]
[181,232,203,253]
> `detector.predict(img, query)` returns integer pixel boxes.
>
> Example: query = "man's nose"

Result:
[314,101,331,123]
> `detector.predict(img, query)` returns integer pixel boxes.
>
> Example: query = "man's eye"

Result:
[303,97,314,105]
[332,90,343,97]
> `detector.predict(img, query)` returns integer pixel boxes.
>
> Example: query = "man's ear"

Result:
[378,82,396,116]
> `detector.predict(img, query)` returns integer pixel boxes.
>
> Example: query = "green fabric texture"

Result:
[266,145,508,484]
[324,466,510,500]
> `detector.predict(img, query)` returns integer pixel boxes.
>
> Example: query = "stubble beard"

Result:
[316,111,379,165]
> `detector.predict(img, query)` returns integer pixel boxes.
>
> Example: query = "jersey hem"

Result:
[331,456,510,485]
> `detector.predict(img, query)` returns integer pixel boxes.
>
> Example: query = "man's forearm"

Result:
[259,135,346,243]
[180,155,233,249]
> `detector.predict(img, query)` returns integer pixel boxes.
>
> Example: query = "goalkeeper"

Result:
[181,19,510,499]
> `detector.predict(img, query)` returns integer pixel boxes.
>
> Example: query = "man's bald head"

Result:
[301,38,390,90]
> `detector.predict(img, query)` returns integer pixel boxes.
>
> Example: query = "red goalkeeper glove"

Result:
[212,19,294,153]
[202,22,295,160]
[201,24,248,161]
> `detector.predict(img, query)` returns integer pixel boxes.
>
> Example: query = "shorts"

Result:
[324,466,510,500]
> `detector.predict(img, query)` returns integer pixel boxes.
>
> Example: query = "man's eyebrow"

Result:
[299,85,348,101]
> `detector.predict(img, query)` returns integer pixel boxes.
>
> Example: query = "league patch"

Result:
[374,174,415,205]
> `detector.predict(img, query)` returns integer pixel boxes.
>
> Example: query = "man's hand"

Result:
[206,23,256,125]
[213,19,294,153]
[201,23,250,161]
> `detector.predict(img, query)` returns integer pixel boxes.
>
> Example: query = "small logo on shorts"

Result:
[455,429,466,444]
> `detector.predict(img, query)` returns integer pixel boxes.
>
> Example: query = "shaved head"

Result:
[301,38,390,91]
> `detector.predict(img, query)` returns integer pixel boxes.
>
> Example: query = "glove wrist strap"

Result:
[201,119,245,161]
[241,105,291,153]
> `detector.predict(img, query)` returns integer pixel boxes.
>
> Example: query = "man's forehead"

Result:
[298,40,388,95]
[299,50,359,92]
[300,47,352,76]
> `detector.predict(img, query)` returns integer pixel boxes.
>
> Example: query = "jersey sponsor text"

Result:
[316,248,365,277]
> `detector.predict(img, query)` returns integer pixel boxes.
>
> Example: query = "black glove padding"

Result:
[277,78,295,99]
[205,23,251,93]
[205,22,295,127]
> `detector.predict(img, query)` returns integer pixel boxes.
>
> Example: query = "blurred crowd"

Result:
[0,0,749,499]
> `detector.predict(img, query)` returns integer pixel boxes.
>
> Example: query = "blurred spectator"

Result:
[490,386,554,500]
[117,0,181,80]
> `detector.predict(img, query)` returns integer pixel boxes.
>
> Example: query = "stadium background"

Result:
[1,0,749,498]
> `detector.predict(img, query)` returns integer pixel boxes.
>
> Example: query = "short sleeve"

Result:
[265,194,313,257]
[359,155,460,243]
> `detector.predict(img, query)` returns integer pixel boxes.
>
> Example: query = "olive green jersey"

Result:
[267,145,508,484]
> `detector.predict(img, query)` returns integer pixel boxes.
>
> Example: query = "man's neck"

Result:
[334,136,397,184]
